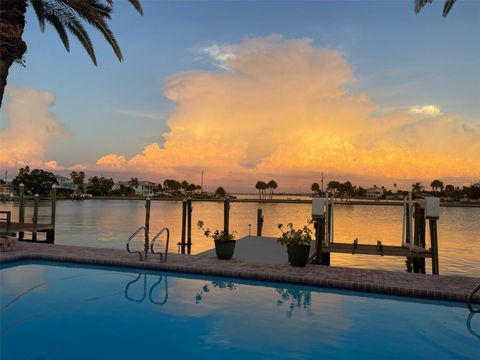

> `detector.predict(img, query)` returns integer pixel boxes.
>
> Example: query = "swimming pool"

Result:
[1,261,478,359]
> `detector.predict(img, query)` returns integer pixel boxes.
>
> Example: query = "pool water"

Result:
[1,261,478,359]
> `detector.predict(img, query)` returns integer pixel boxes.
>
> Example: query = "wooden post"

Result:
[187,197,192,255]
[47,185,56,243]
[323,201,331,265]
[181,199,187,254]
[32,194,39,241]
[429,219,439,275]
[256,208,263,236]
[314,217,326,264]
[413,203,426,273]
[18,183,25,240]
[223,198,230,236]
[405,202,411,246]
[144,197,151,260]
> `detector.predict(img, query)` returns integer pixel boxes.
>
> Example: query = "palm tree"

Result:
[430,179,444,195]
[128,177,139,194]
[267,180,278,199]
[0,0,143,107]
[415,0,457,17]
[260,182,269,199]
[255,181,262,199]
[412,182,424,194]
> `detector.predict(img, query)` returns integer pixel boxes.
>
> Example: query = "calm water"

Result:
[1,199,479,276]
[1,261,478,360]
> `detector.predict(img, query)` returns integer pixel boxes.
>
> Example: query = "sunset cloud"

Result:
[95,35,480,186]
[0,87,69,169]
[408,105,442,117]
[2,36,479,189]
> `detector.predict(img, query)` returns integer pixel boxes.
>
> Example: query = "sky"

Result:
[1,0,479,191]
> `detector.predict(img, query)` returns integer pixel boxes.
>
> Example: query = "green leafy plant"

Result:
[277,222,313,246]
[197,220,235,242]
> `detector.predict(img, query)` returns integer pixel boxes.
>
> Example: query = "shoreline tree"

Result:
[69,171,85,193]
[128,177,139,195]
[267,180,278,199]
[0,0,144,107]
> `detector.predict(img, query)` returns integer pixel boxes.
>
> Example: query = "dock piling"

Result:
[187,197,192,254]
[46,185,56,243]
[429,219,440,275]
[257,208,263,236]
[413,202,426,273]
[32,194,39,241]
[18,184,25,240]
[224,198,230,235]
[181,199,187,254]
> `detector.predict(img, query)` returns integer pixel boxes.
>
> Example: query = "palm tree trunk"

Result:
[0,0,28,108]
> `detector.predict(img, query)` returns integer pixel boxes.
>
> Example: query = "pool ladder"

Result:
[126,226,170,262]
[467,282,480,313]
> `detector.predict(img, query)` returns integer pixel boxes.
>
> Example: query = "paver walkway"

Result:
[1,242,479,304]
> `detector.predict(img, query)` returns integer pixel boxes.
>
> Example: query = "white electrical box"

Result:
[312,197,325,218]
[424,197,440,219]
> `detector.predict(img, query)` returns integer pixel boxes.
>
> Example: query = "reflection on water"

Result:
[1,200,479,276]
[467,312,480,340]
[1,262,479,360]
[124,274,168,305]
[276,288,313,317]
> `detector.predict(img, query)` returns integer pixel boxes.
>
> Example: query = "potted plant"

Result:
[197,220,236,260]
[277,222,313,267]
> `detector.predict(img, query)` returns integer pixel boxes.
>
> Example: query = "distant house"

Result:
[366,187,384,199]
[56,175,75,191]
[0,184,16,199]
[114,180,157,197]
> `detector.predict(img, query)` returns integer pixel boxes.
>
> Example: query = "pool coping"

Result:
[1,242,479,304]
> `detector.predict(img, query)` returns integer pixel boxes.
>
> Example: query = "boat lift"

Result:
[310,193,440,274]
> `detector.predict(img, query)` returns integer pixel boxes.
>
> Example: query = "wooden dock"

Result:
[325,242,432,258]
[197,236,432,265]
[0,184,57,242]
[0,222,54,233]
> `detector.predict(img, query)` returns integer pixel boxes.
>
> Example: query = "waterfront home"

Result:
[55,175,75,191]
[366,186,384,199]
[0,184,16,200]
[114,180,157,197]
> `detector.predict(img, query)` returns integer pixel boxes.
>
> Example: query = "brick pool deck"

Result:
[1,242,479,304]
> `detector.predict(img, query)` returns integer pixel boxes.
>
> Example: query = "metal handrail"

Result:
[467,282,480,313]
[127,226,148,260]
[150,227,170,262]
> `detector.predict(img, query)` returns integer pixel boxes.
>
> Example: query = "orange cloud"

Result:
[0,87,69,169]
[96,35,480,185]
[2,36,479,189]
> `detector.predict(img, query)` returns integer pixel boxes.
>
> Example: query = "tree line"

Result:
[4,167,232,198]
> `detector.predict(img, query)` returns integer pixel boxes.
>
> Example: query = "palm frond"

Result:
[415,0,457,16]
[61,0,123,61]
[29,0,144,65]
[37,1,97,65]
[45,13,70,51]
[30,0,47,31]
[31,0,70,52]
[106,0,144,15]
[443,0,456,16]
[128,0,144,16]
[415,0,434,14]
